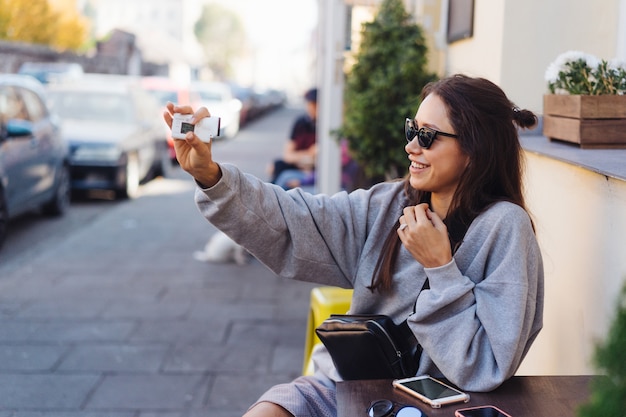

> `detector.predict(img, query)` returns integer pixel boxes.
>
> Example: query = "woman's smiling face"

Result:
[405,93,469,200]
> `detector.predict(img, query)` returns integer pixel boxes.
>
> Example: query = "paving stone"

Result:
[129,320,228,345]
[12,412,135,417]
[100,301,192,320]
[14,321,135,343]
[0,374,99,408]
[271,345,306,374]
[204,373,294,411]
[227,320,309,347]
[137,412,181,417]
[0,345,67,371]
[86,374,205,410]
[58,344,169,372]
[163,342,274,373]
[16,300,109,319]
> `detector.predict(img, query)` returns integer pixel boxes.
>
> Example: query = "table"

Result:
[337,375,594,417]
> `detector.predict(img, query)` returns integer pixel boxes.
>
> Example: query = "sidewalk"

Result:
[0,106,319,417]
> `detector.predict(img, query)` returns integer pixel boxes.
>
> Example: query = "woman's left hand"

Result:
[398,203,452,268]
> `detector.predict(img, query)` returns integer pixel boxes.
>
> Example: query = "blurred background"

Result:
[0,0,318,102]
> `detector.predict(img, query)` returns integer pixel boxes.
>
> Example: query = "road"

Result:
[1,107,291,270]
[0,106,319,417]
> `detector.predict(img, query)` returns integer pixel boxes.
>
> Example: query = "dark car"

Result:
[46,74,170,199]
[0,74,71,249]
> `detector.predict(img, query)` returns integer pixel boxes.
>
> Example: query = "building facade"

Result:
[318,0,626,377]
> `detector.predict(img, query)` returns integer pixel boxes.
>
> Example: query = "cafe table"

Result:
[337,375,594,417]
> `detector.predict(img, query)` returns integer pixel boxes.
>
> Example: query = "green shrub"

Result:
[578,282,626,417]
[339,0,436,182]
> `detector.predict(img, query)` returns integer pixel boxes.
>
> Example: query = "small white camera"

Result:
[171,113,221,143]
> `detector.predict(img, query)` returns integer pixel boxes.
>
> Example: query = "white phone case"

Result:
[392,375,470,408]
[454,405,513,417]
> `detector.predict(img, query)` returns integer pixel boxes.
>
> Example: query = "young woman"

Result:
[163,74,544,417]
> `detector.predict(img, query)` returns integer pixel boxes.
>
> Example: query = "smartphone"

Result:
[455,405,512,417]
[392,375,470,408]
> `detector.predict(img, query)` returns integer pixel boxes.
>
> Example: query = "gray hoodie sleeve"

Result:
[194,163,403,288]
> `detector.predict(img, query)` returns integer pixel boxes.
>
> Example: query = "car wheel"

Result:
[42,164,71,216]
[116,153,140,199]
[153,141,173,179]
[0,189,8,250]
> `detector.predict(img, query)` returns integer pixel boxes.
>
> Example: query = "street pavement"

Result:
[0,106,319,417]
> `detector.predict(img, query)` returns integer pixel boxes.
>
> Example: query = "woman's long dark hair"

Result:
[369,74,537,292]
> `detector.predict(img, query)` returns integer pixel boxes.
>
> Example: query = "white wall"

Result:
[517,151,626,375]
[445,0,621,112]
[444,0,505,83]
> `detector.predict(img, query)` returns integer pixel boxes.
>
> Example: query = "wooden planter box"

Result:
[542,94,626,148]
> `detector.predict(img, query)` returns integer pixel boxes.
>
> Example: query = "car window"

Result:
[130,90,149,120]
[3,86,30,121]
[145,89,178,105]
[20,88,47,122]
[0,86,7,116]
[0,86,8,130]
[48,91,133,123]
[197,90,224,101]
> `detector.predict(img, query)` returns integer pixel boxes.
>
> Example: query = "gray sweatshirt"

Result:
[195,163,544,392]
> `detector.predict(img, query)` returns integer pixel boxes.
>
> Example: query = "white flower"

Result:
[545,50,600,83]
[544,61,562,83]
[545,50,625,94]
[608,58,626,71]
[555,50,599,68]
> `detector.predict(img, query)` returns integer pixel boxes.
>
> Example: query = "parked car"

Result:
[18,61,84,84]
[141,76,202,163]
[190,81,242,139]
[0,74,70,249]
[228,82,255,127]
[46,74,170,199]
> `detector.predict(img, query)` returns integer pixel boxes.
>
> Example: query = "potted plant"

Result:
[543,51,626,148]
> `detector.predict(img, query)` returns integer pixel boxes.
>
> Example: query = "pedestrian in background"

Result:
[269,88,318,190]
[163,74,544,417]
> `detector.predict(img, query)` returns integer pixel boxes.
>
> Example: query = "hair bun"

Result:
[513,107,537,129]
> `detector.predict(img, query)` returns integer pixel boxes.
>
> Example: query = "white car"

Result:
[190,81,242,139]
[46,75,170,199]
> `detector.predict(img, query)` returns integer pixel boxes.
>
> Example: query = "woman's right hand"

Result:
[163,102,222,187]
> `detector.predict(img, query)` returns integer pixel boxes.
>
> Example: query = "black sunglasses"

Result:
[367,399,425,417]
[405,118,458,149]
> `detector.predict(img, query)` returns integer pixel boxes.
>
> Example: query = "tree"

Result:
[0,0,88,51]
[339,0,436,182]
[578,282,626,417]
[194,4,247,80]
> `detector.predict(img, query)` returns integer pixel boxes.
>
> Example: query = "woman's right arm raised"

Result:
[163,102,222,188]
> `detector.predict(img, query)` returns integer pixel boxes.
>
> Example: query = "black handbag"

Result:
[315,313,422,380]
[315,279,430,381]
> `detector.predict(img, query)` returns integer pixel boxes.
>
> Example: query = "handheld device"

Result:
[171,113,220,142]
[454,405,512,417]
[392,375,470,408]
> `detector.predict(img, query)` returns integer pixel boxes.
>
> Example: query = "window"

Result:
[4,87,29,121]
[20,88,46,122]
[447,0,474,43]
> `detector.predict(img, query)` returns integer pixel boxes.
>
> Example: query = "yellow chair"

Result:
[302,286,353,375]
